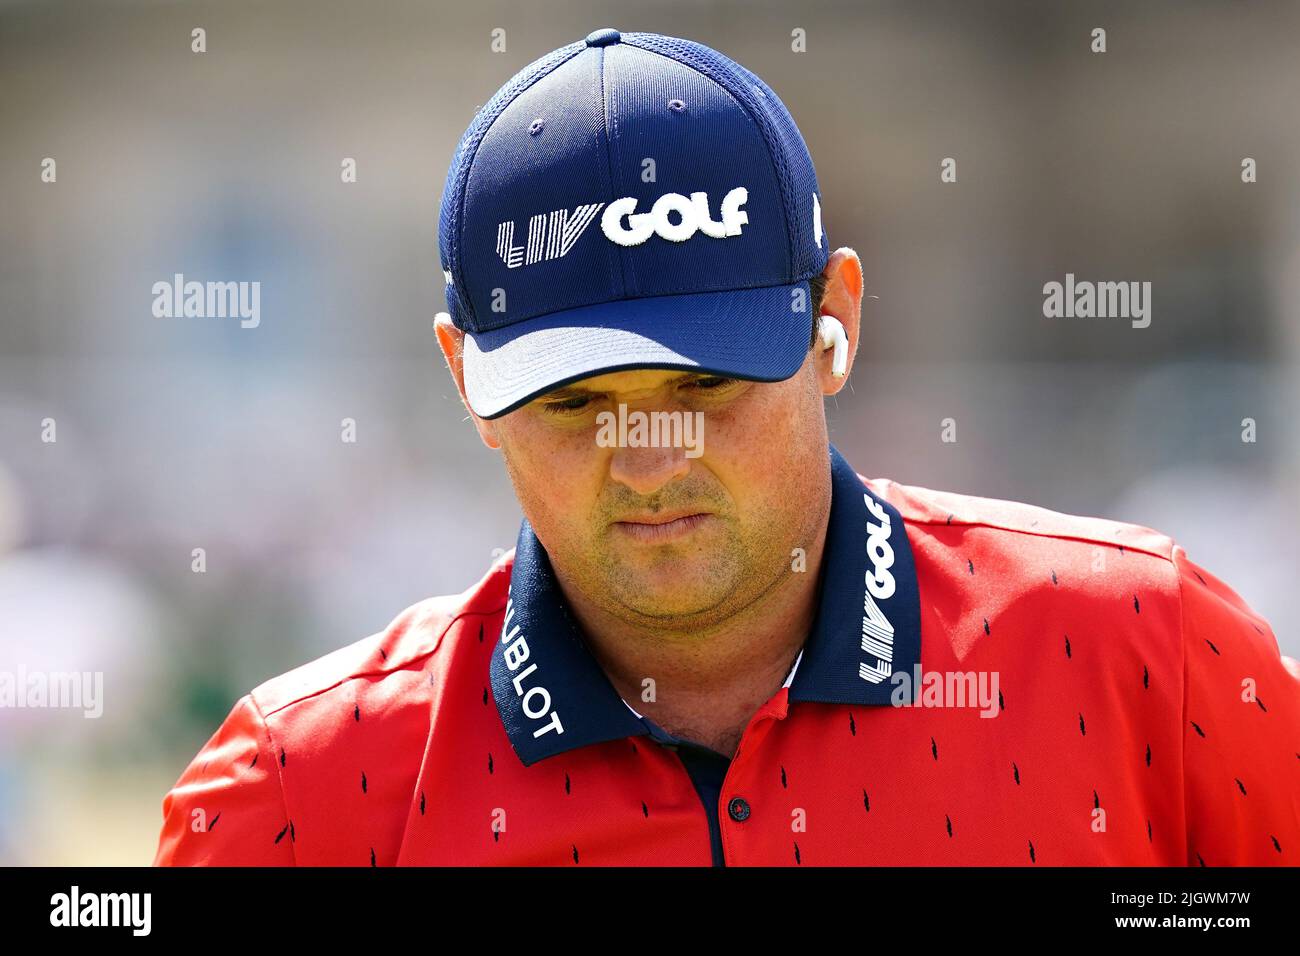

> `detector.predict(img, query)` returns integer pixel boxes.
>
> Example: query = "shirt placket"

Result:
[716,690,792,865]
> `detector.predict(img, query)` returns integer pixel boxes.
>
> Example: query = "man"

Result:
[154,29,1299,866]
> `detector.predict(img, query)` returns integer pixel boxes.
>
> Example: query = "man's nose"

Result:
[607,442,691,497]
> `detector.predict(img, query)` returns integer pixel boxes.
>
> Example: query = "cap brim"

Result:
[462,281,813,419]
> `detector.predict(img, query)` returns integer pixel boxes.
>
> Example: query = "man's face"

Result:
[489,356,832,633]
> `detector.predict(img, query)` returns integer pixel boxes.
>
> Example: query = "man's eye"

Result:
[685,376,738,391]
[541,395,593,415]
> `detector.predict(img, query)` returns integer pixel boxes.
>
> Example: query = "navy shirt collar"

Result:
[489,443,923,767]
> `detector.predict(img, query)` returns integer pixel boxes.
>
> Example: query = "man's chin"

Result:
[601,563,739,622]
[591,520,746,619]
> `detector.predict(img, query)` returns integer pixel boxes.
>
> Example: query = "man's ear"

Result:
[816,247,863,396]
[434,312,501,450]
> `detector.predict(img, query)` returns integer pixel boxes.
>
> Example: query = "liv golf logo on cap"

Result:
[495,186,750,268]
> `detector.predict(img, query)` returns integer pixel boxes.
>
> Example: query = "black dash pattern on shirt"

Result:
[931,737,939,761]
[1205,638,1220,656]
[1012,762,1020,785]
[275,821,289,844]
[361,770,367,793]
[1064,634,1072,658]
[794,842,801,865]
[848,710,856,735]
[1079,713,1087,736]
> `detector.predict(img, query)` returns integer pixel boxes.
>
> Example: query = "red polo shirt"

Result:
[153,444,1300,866]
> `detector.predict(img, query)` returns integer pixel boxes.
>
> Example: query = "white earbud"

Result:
[818,313,848,377]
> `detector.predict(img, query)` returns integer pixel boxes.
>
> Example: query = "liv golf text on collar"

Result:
[859,493,897,684]
[500,588,565,738]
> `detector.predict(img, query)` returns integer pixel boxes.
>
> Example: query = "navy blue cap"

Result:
[438,29,829,419]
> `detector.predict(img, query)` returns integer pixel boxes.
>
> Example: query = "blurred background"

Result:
[1,0,1296,864]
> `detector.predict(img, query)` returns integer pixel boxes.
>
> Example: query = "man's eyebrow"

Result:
[538,373,704,401]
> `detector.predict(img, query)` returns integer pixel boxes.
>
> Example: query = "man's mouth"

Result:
[612,510,713,543]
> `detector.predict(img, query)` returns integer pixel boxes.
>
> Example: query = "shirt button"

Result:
[727,796,751,822]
